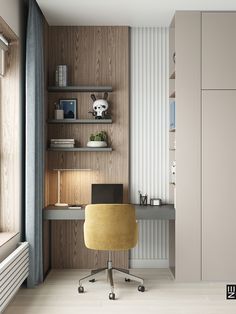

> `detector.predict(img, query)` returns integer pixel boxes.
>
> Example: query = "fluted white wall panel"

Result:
[130,220,169,268]
[130,27,169,204]
[130,28,169,267]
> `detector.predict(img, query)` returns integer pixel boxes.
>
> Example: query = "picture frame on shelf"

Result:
[59,98,77,119]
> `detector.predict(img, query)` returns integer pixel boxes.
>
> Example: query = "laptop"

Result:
[91,184,123,204]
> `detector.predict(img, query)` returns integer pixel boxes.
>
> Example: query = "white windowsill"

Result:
[0,232,20,262]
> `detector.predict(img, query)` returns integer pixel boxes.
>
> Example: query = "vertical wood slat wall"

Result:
[130,28,169,267]
[44,26,129,270]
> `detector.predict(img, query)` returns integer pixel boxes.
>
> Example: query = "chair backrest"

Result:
[84,204,138,251]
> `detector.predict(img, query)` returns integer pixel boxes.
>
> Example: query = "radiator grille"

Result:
[0,242,29,312]
[130,220,169,268]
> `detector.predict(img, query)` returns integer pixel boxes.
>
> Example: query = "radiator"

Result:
[130,220,169,268]
[0,242,29,313]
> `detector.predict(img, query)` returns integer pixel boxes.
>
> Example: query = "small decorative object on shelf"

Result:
[54,102,64,120]
[87,131,108,148]
[172,52,176,64]
[150,198,162,206]
[138,191,148,206]
[55,64,68,87]
[89,92,111,119]
[171,160,176,184]
[169,101,175,130]
[59,99,77,119]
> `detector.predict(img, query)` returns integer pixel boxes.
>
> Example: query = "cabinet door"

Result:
[202,90,236,280]
[202,13,236,89]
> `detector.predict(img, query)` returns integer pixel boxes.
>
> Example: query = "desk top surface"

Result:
[43,204,175,220]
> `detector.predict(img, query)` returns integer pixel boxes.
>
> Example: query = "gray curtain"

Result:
[25,0,44,288]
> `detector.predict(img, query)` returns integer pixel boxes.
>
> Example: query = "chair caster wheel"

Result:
[109,292,115,300]
[125,278,130,282]
[89,279,96,283]
[138,285,145,292]
[78,286,84,293]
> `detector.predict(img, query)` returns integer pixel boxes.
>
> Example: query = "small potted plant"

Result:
[87,131,108,147]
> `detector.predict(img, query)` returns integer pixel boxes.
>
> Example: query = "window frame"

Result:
[0,34,9,77]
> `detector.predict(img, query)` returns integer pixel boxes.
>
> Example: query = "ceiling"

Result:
[36,0,236,26]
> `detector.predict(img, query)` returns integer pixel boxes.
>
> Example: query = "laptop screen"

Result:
[91,184,123,204]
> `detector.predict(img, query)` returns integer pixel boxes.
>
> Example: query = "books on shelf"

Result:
[50,139,75,148]
[169,101,175,130]
[68,204,82,209]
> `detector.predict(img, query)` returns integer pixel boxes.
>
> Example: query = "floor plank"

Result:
[4,269,236,314]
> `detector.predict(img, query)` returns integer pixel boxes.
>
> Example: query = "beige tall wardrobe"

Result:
[171,11,236,281]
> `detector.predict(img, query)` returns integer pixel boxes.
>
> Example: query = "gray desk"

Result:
[43,204,175,220]
[43,204,175,276]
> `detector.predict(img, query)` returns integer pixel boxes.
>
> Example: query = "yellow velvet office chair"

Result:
[78,204,145,300]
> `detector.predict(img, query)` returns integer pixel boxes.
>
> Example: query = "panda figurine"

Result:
[89,92,111,119]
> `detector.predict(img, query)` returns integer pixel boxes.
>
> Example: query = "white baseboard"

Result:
[130,259,169,268]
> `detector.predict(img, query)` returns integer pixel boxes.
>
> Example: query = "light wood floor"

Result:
[5,269,236,314]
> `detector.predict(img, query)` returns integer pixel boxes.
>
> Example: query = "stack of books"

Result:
[50,139,75,148]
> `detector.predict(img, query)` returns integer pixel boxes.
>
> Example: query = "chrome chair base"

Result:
[78,252,145,299]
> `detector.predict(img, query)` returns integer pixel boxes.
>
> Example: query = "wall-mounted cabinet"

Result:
[170,11,236,282]
[201,12,236,281]
[202,90,236,280]
[202,13,236,89]
[169,11,202,282]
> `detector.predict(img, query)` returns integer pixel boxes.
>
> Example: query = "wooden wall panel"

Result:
[0,18,20,232]
[51,221,128,269]
[46,26,129,269]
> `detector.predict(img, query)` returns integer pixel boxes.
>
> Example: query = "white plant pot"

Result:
[87,141,107,148]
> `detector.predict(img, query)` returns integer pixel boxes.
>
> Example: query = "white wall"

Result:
[130,27,169,267]
[1,0,21,36]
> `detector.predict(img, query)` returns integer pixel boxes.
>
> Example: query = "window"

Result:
[0,34,8,77]
[0,20,21,235]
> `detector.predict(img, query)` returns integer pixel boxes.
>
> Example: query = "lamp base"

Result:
[54,202,68,207]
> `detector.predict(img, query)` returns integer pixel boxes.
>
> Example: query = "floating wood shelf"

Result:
[169,71,175,79]
[47,119,112,124]
[48,147,112,152]
[169,148,176,151]
[169,91,176,98]
[48,86,113,93]
[169,128,176,132]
